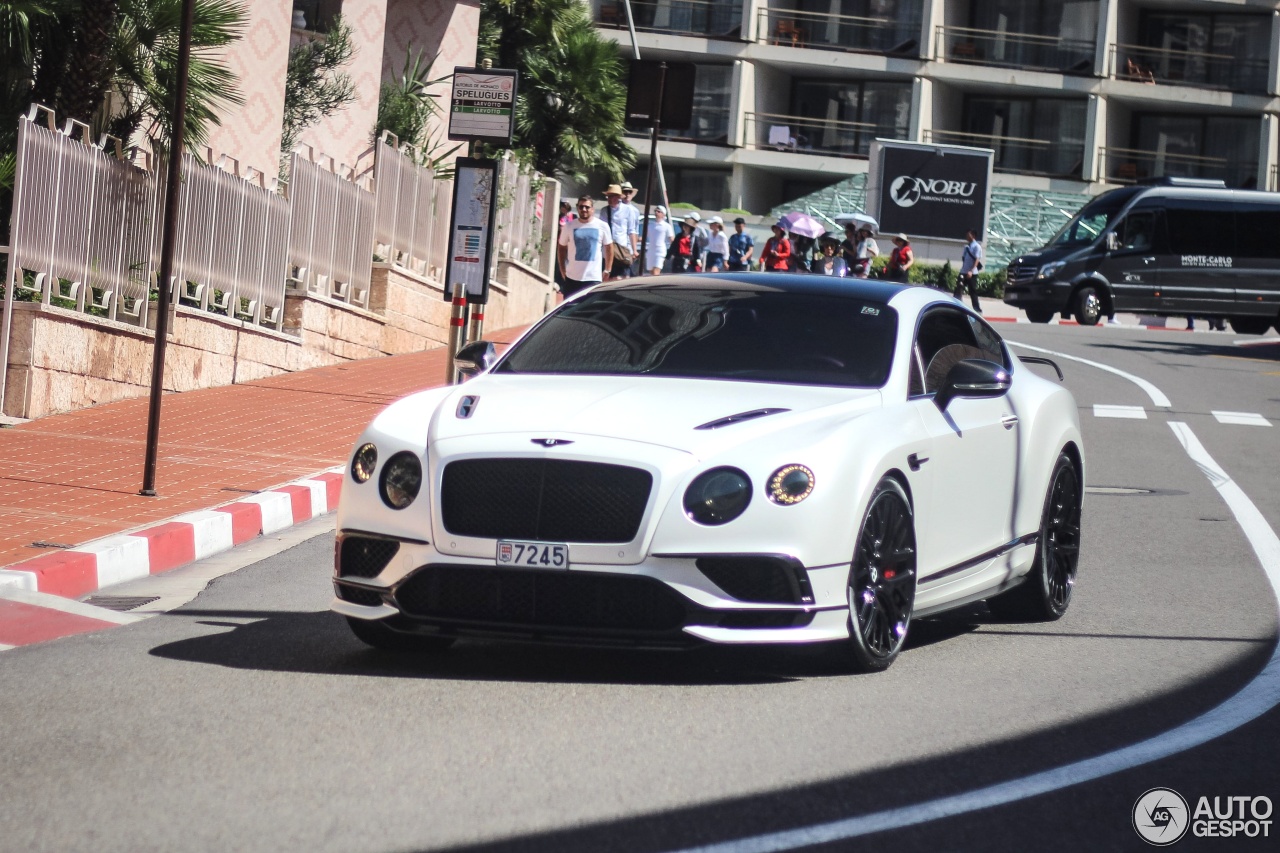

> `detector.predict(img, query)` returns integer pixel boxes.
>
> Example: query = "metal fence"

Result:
[286,149,377,308]
[372,132,452,280]
[492,157,548,273]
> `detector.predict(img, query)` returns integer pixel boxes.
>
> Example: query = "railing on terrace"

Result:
[286,148,376,309]
[742,111,906,159]
[592,0,743,39]
[624,106,732,144]
[493,158,550,273]
[1097,146,1258,189]
[935,25,1095,75]
[923,129,1085,179]
[756,7,919,55]
[373,132,452,281]
[1109,43,1269,94]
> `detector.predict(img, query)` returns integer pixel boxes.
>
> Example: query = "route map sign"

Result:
[444,158,500,304]
[448,68,519,145]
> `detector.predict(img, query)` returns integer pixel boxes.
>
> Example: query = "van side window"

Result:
[1235,204,1280,260]
[1164,203,1235,256]
[1118,211,1165,253]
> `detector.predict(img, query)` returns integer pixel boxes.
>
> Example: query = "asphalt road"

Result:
[1,323,1278,853]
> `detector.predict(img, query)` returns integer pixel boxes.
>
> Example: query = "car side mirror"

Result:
[1105,232,1119,252]
[455,341,497,380]
[935,359,1012,411]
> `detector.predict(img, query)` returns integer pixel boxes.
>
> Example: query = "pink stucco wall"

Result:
[382,0,480,153]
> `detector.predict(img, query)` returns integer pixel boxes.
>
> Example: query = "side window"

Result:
[1234,205,1280,260]
[1164,202,1235,256]
[967,315,1007,366]
[1117,210,1167,253]
[914,307,986,395]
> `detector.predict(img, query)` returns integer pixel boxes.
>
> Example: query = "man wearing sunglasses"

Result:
[557,196,614,297]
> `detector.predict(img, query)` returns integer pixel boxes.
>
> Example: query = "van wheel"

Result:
[1072,286,1102,326]
[1025,308,1055,324]
[1229,316,1271,336]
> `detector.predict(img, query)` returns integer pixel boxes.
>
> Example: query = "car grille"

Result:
[441,459,652,543]
[337,535,399,578]
[1006,263,1038,283]
[696,557,808,604]
[336,583,384,607]
[395,566,688,633]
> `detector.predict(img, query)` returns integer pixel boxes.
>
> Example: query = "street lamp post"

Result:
[140,0,195,497]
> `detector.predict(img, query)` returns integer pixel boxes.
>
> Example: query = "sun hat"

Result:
[896,232,910,243]
[707,215,723,225]
[688,211,701,222]
[620,181,635,191]
[603,183,623,196]
[683,215,698,227]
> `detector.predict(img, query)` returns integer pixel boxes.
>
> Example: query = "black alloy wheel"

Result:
[1073,285,1101,326]
[989,452,1081,621]
[844,477,917,673]
[1025,308,1055,324]
[346,617,456,652]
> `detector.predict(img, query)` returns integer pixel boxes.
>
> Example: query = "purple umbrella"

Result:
[776,211,826,239]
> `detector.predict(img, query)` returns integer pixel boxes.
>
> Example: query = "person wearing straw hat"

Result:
[600,183,639,279]
[884,233,914,282]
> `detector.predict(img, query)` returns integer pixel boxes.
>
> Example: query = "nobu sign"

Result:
[868,141,993,242]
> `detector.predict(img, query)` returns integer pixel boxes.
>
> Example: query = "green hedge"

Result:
[868,258,1006,298]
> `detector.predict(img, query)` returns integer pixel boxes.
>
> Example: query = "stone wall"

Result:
[2,261,553,421]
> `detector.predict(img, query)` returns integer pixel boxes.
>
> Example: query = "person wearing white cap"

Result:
[644,206,674,275]
[704,216,729,271]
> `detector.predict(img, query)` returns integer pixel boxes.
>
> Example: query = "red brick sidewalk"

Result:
[0,328,524,570]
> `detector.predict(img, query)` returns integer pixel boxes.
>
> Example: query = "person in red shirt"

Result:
[760,223,792,272]
[670,217,698,273]
[885,233,914,282]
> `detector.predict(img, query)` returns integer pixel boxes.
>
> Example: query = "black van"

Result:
[1003,178,1280,334]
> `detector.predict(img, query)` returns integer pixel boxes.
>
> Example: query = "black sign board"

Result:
[443,158,500,304]
[870,142,992,242]
[625,60,696,129]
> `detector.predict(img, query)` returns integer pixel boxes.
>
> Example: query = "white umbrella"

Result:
[834,212,879,232]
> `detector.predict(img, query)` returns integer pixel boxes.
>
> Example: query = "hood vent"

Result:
[694,407,790,430]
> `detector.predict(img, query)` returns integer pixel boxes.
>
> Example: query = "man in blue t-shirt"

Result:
[727,217,755,271]
[557,196,614,297]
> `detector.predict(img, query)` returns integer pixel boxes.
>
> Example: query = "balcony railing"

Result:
[625,106,732,144]
[592,0,743,39]
[743,111,907,159]
[935,25,1094,75]
[1109,43,1269,95]
[923,130,1084,179]
[1098,146,1258,189]
[756,8,920,56]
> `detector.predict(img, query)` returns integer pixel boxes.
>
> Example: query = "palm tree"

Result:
[58,0,119,123]
[479,0,634,181]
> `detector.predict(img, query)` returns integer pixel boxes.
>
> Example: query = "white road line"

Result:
[1009,341,1172,408]
[1093,404,1146,420]
[1212,411,1272,427]
[666,381,1280,853]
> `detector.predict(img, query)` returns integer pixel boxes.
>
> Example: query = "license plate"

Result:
[496,540,569,569]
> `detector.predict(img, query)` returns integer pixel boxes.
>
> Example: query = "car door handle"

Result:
[907,453,929,471]
[1001,414,1019,429]
[1142,256,1156,264]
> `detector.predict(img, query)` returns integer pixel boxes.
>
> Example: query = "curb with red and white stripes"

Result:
[0,467,345,600]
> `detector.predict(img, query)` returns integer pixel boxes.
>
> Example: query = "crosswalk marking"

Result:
[1093,404,1147,419]
[1212,411,1272,427]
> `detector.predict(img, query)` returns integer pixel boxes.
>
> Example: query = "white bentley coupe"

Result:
[332,275,1083,672]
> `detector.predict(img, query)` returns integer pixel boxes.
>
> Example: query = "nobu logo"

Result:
[889,175,977,207]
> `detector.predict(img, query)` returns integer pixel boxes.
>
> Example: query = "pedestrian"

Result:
[600,183,639,280]
[811,236,848,276]
[557,195,614,297]
[688,211,709,271]
[669,217,698,273]
[644,206,674,275]
[727,216,754,271]
[760,222,792,272]
[956,228,984,312]
[554,200,575,291]
[885,233,914,282]
[852,227,879,278]
[840,222,860,272]
[704,216,729,271]
[790,234,815,272]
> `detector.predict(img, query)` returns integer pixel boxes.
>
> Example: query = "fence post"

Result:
[446,282,467,384]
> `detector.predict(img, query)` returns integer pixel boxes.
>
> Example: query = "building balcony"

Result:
[923,130,1083,180]
[625,107,732,145]
[742,111,906,159]
[591,0,743,40]
[934,25,1094,75]
[1098,146,1257,189]
[1109,43,1269,95]
[755,7,919,57]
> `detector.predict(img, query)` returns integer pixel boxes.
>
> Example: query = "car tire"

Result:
[1228,316,1271,336]
[1025,308,1055,324]
[988,452,1081,622]
[1072,286,1102,326]
[843,477,917,673]
[346,617,455,652]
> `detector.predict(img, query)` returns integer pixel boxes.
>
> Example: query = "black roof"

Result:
[600,272,911,302]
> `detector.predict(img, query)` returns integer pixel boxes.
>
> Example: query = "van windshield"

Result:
[1048,192,1133,248]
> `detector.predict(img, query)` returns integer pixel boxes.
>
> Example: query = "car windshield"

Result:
[496,286,898,388]
[1048,191,1133,248]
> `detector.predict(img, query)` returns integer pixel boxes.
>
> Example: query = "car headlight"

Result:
[351,443,377,483]
[683,467,752,525]
[379,451,422,510]
[767,464,814,505]
[1037,261,1065,279]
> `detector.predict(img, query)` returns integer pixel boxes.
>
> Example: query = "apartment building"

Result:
[590,0,1280,214]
